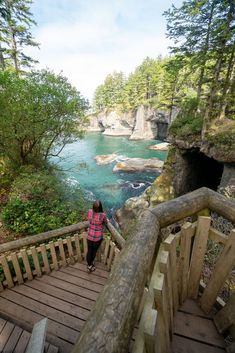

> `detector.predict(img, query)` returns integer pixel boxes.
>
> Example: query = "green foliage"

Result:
[0,0,39,71]
[206,129,235,152]
[1,172,88,234]
[169,96,203,137]
[0,69,88,171]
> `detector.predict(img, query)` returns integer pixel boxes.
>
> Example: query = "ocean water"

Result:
[54,133,167,217]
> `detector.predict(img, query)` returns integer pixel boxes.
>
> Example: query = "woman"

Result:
[86,200,107,272]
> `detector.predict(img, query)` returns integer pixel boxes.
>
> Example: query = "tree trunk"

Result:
[0,42,5,70]
[10,29,19,72]
[197,1,215,103]
[219,47,235,119]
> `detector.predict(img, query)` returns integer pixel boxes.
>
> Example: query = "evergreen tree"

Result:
[0,0,39,71]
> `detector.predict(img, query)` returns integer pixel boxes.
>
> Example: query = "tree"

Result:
[0,69,88,171]
[0,0,39,71]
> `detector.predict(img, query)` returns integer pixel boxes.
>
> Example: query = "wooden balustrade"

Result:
[0,232,119,290]
[71,188,235,353]
[134,214,235,353]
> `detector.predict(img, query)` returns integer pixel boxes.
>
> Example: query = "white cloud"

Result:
[26,0,178,101]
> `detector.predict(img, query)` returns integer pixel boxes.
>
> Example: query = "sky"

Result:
[27,0,184,102]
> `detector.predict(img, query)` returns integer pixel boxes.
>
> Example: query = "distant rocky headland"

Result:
[86,105,178,141]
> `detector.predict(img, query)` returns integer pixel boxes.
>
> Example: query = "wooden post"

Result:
[214,294,235,333]
[164,234,179,313]
[103,238,110,265]
[0,255,14,288]
[159,250,173,339]
[179,222,195,304]
[154,272,170,353]
[40,244,50,274]
[11,252,24,284]
[107,242,115,271]
[74,234,82,262]
[188,216,211,299]
[25,318,48,353]
[200,230,235,313]
[49,242,58,270]
[31,247,42,277]
[82,233,88,259]
[21,249,33,280]
[66,236,75,264]
[58,239,66,267]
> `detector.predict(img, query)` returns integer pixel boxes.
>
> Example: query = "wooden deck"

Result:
[172,300,226,353]
[0,262,109,353]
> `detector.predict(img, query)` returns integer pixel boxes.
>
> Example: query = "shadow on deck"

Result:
[172,299,225,353]
[0,262,109,353]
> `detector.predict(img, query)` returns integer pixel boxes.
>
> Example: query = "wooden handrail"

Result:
[71,187,235,353]
[0,220,125,254]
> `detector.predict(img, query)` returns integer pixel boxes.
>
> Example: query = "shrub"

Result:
[1,172,88,235]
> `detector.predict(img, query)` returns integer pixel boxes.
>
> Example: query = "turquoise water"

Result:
[55,133,167,217]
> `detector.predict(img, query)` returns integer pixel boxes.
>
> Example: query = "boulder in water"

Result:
[95,154,118,165]
[113,158,164,172]
[149,142,169,151]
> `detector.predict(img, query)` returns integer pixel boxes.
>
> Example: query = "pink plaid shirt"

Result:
[87,209,107,242]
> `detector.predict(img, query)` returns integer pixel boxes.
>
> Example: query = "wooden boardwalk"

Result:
[172,300,226,353]
[0,262,109,353]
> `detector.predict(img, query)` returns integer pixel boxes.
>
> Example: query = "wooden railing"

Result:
[71,187,235,353]
[0,221,123,290]
[132,216,235,352]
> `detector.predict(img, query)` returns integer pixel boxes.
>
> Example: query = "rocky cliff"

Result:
[118,116,235,226]
[86,105,176,141]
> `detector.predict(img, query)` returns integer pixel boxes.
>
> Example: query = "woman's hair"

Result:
[93,200,103,213]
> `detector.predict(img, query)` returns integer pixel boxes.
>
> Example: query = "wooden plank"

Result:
[39,273,99,301]
[0,296,78,350]
[188,216,211,299]
[66,237,75,264]
[40,244,50,274]
[26,278,94,311]
[200,230,235,313]
[12,284,90,321]
[3,325,23,353]
[47,344,59,353]
[82,232,88,258]
[172,334,225,353]
[0,317,6,333]
[25,318,48,353]
[107,242,115,270]
[0,321,15,351]
[13,330,31,353]
[61,266,107,285]
[49,242,58,271]
[74,234,82,262]
[179,222,195,304]
[226,342,235,353]
[74,261,109,278]
[31,247,42,277]
[154,272,170,353]
[11,252,24,284]
[159,250,174,338]
[49,269,103,293]
[209,227,228,245]
[179,299,212,319]
[58,239,66,267]
[164,233,179,313]
[0,289,85,331]
[143,307,158,353]
[103,238,110,265]
[214,294,235,333]
[21,249,33,281]
[0,255,14,288]
[174,311,225,348]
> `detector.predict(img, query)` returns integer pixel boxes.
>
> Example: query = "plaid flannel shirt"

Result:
[87,209,107,242]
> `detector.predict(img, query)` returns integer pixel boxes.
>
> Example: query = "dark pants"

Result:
[86,239,102,266]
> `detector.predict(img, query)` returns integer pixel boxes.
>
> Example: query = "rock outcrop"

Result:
[148,142,170,151]
[95,154,119,165]
[86,105,177,141]
[113,158,164,173]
